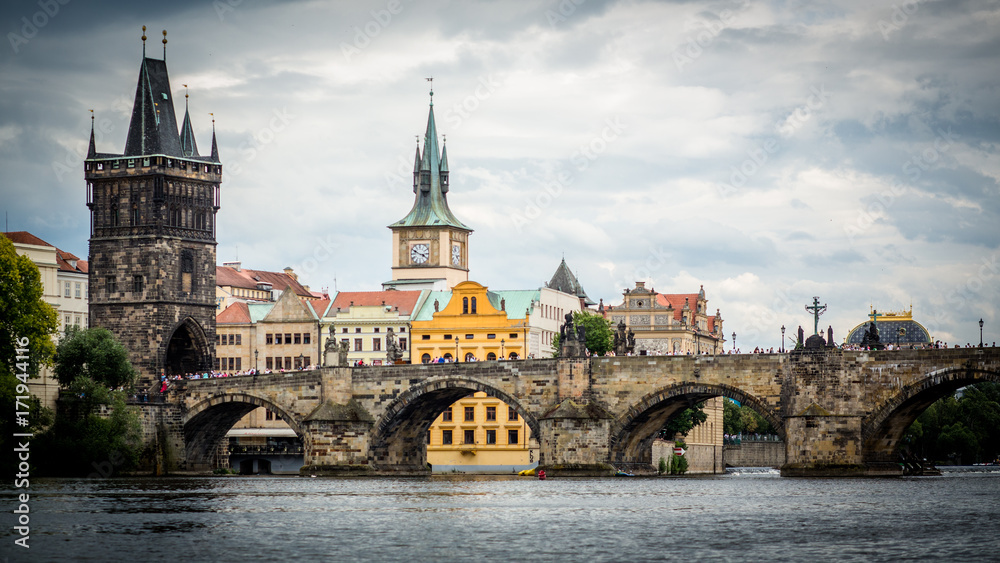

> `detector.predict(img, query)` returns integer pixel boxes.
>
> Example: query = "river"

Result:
[3,467,998,562]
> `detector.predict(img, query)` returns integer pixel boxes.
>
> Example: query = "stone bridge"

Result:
[143,347,1000,477]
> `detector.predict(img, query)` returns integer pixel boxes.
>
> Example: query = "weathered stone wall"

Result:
[723,441,785,468]
[653,439,723,474]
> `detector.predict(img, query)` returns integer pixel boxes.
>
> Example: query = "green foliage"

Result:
[0,234,59,380]
[660,401,708,439]
[903,382,1000,464]
[669,441,688,475]
[573,311,613,356]
[723,398,776,435]
[550,333,561,357]
[658,456,667,474]
[0,234,59,476]
[34,383,143,476]
[55,327,137,389]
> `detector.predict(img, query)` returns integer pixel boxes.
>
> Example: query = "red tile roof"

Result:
[216,266,313,298]
[217,302,251,324]
[3,231,53,247]
[305,299,332,319]
[56,249,87,274]
[329,290,422,316]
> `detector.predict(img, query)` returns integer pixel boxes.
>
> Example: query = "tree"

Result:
[723,398,776,435]
[903,382,1000,464]
[34,327,143,476]
[54,326,137,389]
[0,234,59,475]
[573,311,613,356]
[660,402,708,439]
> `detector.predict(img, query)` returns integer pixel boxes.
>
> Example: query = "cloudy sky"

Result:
[2,0,998,349]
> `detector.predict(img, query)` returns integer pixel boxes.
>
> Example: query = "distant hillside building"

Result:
[84,34,222,378]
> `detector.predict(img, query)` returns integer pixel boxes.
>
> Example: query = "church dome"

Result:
[845,308,932,346]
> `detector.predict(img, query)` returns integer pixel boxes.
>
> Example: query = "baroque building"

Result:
[320,290,426,366]
[844,307,933,348]
[84,31,221,378]
[385,88,471,291]
[603,282,725,355]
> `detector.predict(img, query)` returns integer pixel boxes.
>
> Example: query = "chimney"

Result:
[224,261,241,272]
[283,267,297,281]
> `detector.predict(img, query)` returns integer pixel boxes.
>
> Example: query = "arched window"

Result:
[486,352,497,361]
[508,352,518,360]
[464,352,476,362]
[443,353,453,361]
[463,297,469,314]
[111,203,119,227]
[470,297,477,314]
[421,353,431,364]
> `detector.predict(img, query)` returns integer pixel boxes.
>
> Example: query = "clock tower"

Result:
[385,87,472,290]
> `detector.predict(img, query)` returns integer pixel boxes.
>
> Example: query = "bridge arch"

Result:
[182,392,304,469]
[369,376,540,471]
[862,365,1000,464]
[609,382,784,468]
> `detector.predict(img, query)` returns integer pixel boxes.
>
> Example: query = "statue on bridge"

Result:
[324,326,352,367]
[559,312,588,358]
[386,327,404,364]
[613,320,635,356]
[861,320,884,350]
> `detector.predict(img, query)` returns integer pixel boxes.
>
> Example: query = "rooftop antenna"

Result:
[162,29,167,60]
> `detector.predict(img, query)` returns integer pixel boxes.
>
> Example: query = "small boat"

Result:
[518,468,536,476]
[615,470,634,477]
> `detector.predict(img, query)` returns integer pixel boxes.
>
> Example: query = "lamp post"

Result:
[501,338,505,360]
[780,325,785,353]
[980,318,985,347]
[455,337,460,363]
[732,332,736,352]
[253,349,258,381]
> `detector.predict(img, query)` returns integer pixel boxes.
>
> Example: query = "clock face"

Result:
[452,244,462,266]
[410,244,430,264]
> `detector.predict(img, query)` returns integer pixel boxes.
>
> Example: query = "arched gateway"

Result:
[142,348,998,477]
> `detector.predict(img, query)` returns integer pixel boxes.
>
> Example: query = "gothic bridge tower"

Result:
[84,29,221,378]
[385,87,472,291]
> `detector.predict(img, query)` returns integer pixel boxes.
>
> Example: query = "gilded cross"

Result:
[805,296,827,335]
[868,309,884,328]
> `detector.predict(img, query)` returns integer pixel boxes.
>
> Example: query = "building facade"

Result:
[603,282,725,355]
[216,262,316,312]
[216,287,324,373]
[426,391,537,472]
[410,281,531,362]
[320,290,426,366]
[84,36,221,379]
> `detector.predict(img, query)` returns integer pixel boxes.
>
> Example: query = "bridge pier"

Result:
[299,400,377,476]
[536,399,616,476]
[780,348,890,477]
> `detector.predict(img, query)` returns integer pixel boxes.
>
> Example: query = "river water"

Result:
[3,467,998,562]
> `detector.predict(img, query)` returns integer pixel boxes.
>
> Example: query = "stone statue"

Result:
[576,323,586,344]
[323,327,338,366]
[434,299,439,312]
[501,298,506,311]
[861,321,883,350]
[627,328,635,352]
[559,313,585,358]
[385,327,403,364]
[797,325,804,348]
[614,320,633,356]
[827,325,834,348]
[560,312,574,341]
[337,340,349,366]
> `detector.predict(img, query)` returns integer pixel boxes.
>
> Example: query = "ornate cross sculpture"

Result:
[805,296,827,336]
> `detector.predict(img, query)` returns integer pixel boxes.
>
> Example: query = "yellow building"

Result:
[426,392,537,472]
[410,281,532,362]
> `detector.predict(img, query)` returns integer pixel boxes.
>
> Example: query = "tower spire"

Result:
[162,29,167,60]
[87,110,96,158]
[179,84,199,157]
[141,25,146,57]
[210,113,219,161]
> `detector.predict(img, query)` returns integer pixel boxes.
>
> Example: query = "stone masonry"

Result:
[139,347,999,476]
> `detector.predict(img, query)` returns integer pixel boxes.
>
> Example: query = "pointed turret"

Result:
[440,138,450,193]
[412,141,421,194]
[123,53,183,157]
[87,113,97,159]
[209,113,219,162]
[547,258,596,306]
[179,87,199,157]
[389,88,470,231]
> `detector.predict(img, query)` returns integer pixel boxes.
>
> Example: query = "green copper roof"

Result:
[487,290,539,320]
[412,290,453,321]
[389,91,470,231]
[248,302,274,323]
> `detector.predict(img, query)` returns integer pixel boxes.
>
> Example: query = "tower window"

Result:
[463,297,469,314]
[106,276,116,296]
[471,297,477,314]
[181,250,194,293]
[132,275,144,294]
